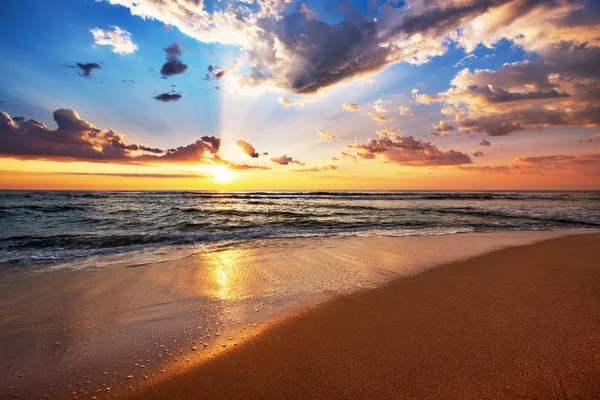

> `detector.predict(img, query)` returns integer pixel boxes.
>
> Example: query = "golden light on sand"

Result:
[209,165,234,184]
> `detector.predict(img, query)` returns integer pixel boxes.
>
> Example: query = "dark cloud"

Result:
[0,109,222,164]
[480,139,491,146]
[472,150,484,157]
[236,140,260,158]
[348,131,472,166]
[205,65,226,80]
[0,100,5,104]
[111,0,598,98]
[270,155,305,165]
[164,42,182,57]
[153,92,182,102]
[161,43,188,77]
[241,1,502,94]
[65,62,101,78]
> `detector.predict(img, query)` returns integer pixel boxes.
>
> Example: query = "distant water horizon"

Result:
[1,190,599,271]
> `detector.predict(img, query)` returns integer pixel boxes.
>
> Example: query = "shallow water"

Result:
[1,190,599,271]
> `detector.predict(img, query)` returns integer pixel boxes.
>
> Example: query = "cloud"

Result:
[480,139,491,146]
[153,91,182,102]
[373,99,387,113]
[106,0,521,94]
[347,130,472,166]
[59,172,205,178]
[90,26,137,54]
[471,150,484,157]
[270,154,304,165]
[205,65,226,80]
[279,96,291,106]
[65,62,101,78]
[398,106,413,115]
[343,103,360,112]
[432,120,455,134]
[422,0,600,137]
[292,164,338,172]
[340,152,358,162]
[454,53,477,68]
[459,154,600,174]
[412,88,441,104]
[205,62,237,81]
[368,113,392,123]
[236,139,260,158]
[161,42,188,77]
[594,133,600,138]
[317,129,337,143]
[0,109,223,165]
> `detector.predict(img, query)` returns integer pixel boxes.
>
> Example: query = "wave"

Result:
[423,207,600,226]
[0,204,88,213]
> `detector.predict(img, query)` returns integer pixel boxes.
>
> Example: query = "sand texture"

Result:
[120,233,600,400]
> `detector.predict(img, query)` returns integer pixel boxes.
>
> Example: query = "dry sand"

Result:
[120,233,600,400]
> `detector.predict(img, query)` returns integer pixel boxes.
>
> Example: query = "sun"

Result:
[209,165,234,184]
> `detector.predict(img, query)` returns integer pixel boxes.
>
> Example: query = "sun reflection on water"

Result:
[208,249,241,301]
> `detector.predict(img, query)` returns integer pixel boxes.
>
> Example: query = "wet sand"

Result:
[121,233,600,400]
[0,231,597,399]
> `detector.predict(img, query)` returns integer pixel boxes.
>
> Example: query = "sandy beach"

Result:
[1,232,599,399]
[119,233,600,400]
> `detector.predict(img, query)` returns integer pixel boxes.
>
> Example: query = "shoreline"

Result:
[1,231,597,399]
[121,233,600,400]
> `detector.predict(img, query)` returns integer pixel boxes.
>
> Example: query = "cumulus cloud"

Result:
[343,103,360,111]
[236,139,260,158]
[407,0,600,137]
[153,91,182,102]
[317,129,337,143]
[105,0,524,94]
[471,150,484,157]
[373,99,387,113]
[0,109,223,164]
[398,106,413,115]
[432,120,455,134]
[368,113,392,123]
[412,88,441,104]
[161,42,188,77]
[480,139,491,146]
[347,130,472,166]
[270,154,304,165]
[90,26,138,54]
[65,62,101,78]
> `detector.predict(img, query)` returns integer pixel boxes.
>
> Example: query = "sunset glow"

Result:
[0,0,599,190]
[208,165,234,184]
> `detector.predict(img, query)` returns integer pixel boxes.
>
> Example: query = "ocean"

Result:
[1,190,599,270]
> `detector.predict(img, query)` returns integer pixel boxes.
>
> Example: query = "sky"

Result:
[0,0,599,190]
